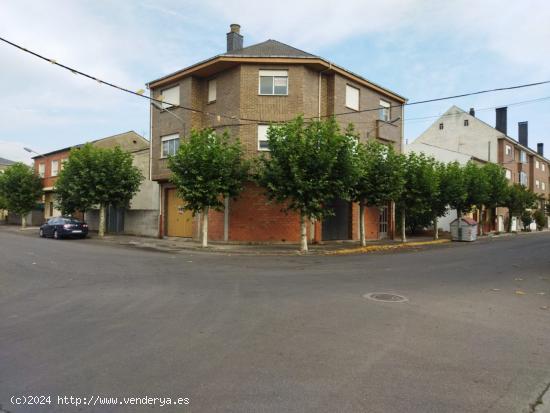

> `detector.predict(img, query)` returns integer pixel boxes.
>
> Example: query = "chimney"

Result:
[537,142,544,156]
[495,107,507,135]
[469,108,475,117]
[518,121,528,147]
[226,24,243,52]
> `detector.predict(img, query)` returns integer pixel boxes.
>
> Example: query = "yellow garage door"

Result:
[166,189,194,237]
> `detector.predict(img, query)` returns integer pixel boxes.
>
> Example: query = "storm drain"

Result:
[363,293,409,303]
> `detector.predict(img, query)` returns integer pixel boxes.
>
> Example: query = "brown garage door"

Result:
[166,188,194,237]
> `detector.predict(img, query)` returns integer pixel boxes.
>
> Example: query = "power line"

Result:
[2,35,550,126]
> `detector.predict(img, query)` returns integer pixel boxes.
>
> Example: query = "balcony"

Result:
[375,120,401,146]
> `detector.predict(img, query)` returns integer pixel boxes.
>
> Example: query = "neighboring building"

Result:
[32,131,159,236]
[409,105,550,232]
[147,24,407,243]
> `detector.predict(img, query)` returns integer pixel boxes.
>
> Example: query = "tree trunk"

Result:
[21,214,27,229]
[508,214,513,233]
[202,206,209,248]
[98,204,106,238]
[401,207,406,243]
[359,201,366,247]
[433,216,439,240]
[300,213,308,253]
[477,205,483,236]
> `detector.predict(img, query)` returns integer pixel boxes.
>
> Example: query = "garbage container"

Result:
[450,217,477,241]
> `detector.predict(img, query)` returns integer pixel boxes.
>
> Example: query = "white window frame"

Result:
[505,169,512,180]
[345,85,360,111]
[160,85,180,109]
[520,150,527,164]
[536,179,540,189]
[258,70,288,96]
[60,158,68,171]
[208,79,217,103]
[505,144,512,156]
[535,160,540,169]
[257,125,270,151]
[542,182,546,191]
[51,160,59,177]
[161,134,180,158]
[542,163,546,172]
[38,162,45,178]
[519,171,528,186]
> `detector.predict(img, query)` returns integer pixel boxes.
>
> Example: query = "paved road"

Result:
[1,229,549,413]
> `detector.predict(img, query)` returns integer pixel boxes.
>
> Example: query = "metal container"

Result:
[450,217,478,241]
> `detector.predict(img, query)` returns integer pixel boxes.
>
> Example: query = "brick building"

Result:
[147,25,406,243]
[409,105,550,232]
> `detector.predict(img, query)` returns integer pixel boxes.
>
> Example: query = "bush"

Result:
[520,211,533,231]
[533,209,547,230]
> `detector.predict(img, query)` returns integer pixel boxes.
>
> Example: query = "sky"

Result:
[1,0,550,164]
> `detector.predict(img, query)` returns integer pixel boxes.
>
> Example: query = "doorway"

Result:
[165,188,194,237]
[322,199,351,241]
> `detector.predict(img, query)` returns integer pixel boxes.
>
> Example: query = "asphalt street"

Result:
[1,229,549,413]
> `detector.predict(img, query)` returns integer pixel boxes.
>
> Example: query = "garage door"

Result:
[166,188,194,237]
[322,199,351,240]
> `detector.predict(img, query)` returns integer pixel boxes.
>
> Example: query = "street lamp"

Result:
[24,147,46,158]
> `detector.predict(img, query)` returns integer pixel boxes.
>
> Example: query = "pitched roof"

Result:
[222,39,317,58]
[0,157,15,166]
[147,39,406,102]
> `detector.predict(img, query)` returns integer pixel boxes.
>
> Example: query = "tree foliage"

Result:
[0,163,42,226]
[482,163,508,209]
[503,183,538,232]
[55,144,143,235]
[168,128,249,247]
[255,116,357,251]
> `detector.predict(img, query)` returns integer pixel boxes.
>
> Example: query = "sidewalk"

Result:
[3,223,547,256]
[1,223,451,256]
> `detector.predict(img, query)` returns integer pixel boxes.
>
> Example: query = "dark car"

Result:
[39,217,89,239]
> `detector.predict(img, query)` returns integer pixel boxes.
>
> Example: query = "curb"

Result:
[326,239,451,255]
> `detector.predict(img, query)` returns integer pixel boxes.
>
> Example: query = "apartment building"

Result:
[147,24,406,243]
[32,131,159,236]
[409,105,549,231]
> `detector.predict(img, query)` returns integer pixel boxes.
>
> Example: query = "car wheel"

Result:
[53,230,61,240]
[39,228,44,238]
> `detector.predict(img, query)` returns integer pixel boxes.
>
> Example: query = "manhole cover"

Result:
[363,293,408,303]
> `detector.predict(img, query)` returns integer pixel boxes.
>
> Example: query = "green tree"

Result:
[533,209,546,230]
[169,128,249,247]
[396,153,439,242]
[503,184,538,232]
[428,161,467,239]
[55,144,143,237]
[0,163,42,228]
[255,116,357,252]
[463,162,490,235]
[482,163,509,231]
[350,141,405,246]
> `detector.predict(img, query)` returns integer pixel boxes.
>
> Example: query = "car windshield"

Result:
[63,218,82,224]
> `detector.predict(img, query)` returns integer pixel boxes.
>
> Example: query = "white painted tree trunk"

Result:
[401,208,407,243]
[433,216,439,240]
[98,204,106,238]
[359,201,366,247]
[300,213,308,253]
[21,214,27,230]
[202,206,209,248]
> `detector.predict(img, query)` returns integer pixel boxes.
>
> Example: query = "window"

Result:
[536,179,540,189]
[542,163,546,172]
[161,134,180,157]
[379,99,391,121]
[464,119,469,126]
[439,123,444,130]
[51,160,59,177]
[259,70,288,95]
[344,85,359,111]
[505,169,512,180]
[257,125,270,151]
[208,79,217,103]
[536,160,540,169]
[160,85,180,109]
[520,150,527,164]
[519,171,528,186]
[543,182,546,191]
[60,158,68,171]
[38,163,45,177]
[505,144,512,156]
